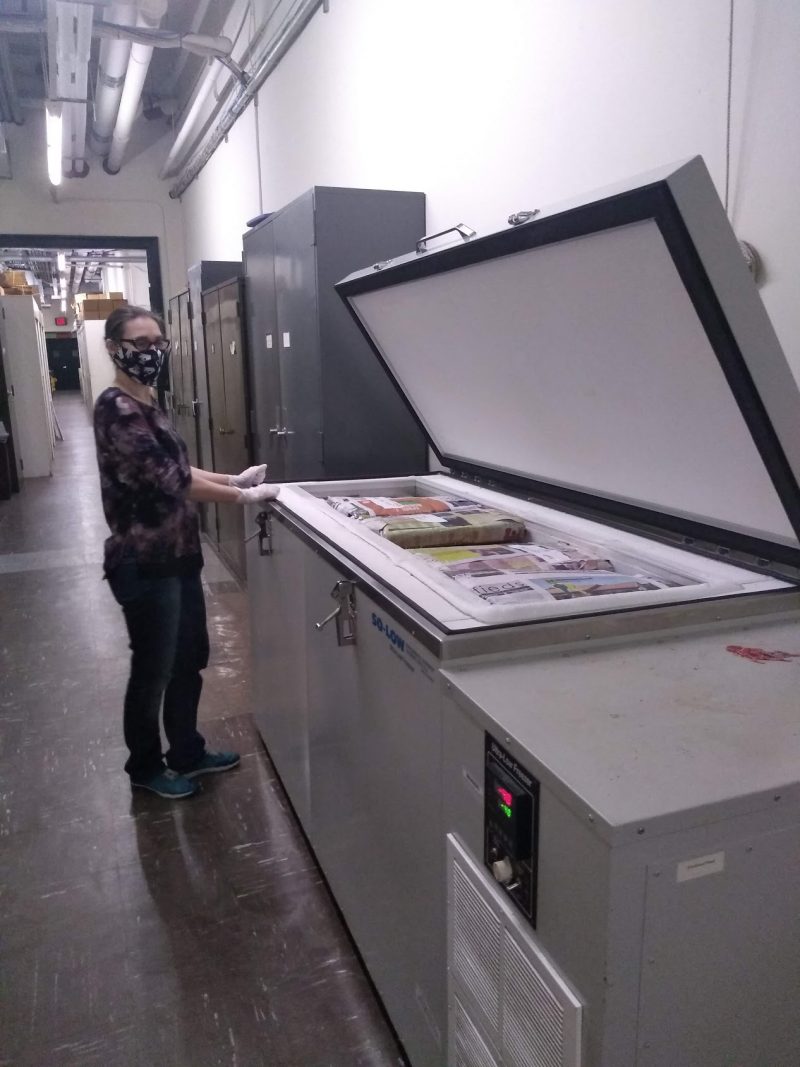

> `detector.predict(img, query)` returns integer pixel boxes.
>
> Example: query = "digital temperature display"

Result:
[485,734,540,926]
[496,784,513,818]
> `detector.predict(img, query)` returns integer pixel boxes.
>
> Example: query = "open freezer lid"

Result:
[336,157,800,569]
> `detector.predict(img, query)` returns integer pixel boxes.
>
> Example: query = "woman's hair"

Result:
[104,305,166,341]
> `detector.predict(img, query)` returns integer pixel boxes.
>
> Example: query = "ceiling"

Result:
[0,245,147,306]
[0,0,234,131]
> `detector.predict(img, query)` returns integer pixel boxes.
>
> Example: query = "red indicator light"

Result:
[497,786,513,807]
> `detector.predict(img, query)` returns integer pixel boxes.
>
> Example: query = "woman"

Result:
[93,305,278,799]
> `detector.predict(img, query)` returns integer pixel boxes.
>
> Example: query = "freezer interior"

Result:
[278,472,789,629]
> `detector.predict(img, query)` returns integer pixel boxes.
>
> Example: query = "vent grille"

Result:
[454,996,501,1067]
[448,836,583,1067]
[504,933,563,1067]
[453,862,503,1028]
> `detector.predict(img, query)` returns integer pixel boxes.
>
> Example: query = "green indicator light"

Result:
[499,802,512,819]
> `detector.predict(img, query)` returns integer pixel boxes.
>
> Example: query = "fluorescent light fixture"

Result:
[57,252,66,274]
[46,103,63,186]
[60,298,67,313]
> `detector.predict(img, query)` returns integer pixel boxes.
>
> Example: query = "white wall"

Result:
[0,111,186,308]
[179,0,800,381]
[41,304,76,334]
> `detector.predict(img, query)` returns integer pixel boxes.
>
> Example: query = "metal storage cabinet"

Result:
[166,290,198,467]
[186,259,241,477]
[203,277,250,580]
[242,186,427,482]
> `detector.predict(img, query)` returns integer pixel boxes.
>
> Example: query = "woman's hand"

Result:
[228,464,268,489]
[236,483,280,505]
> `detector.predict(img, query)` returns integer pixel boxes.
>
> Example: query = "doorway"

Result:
[47,336,81,391]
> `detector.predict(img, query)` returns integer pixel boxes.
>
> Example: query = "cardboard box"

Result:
[81,299,115,319]
[0,269,27,287]
[80,298,127,320]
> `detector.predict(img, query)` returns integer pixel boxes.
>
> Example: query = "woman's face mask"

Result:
[109,342,166,386]
[107,324,170,386]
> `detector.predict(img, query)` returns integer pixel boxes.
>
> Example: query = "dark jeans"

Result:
[109,561,209,781]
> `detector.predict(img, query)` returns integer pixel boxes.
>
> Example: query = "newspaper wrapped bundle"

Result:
[326,495,492,519]
[366,510,528,549]
[325,493,525,548]
[409,543,678,605]
[409,542,614,573]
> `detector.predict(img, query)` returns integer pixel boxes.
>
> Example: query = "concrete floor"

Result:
[0,393,407,1067]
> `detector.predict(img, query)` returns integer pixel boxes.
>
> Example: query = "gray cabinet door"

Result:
[203,289,224,548]
[167,295,183,417]
[215,280,249,580]
[177,291,199,468]
[243,222,284,480]
[273,193,323,481]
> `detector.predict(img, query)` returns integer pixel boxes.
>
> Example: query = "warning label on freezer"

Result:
[371,613,435,682]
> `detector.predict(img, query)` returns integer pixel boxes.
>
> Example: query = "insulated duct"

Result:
[104,0,167,174]
[169,0,324,198]
[90,2,137,158]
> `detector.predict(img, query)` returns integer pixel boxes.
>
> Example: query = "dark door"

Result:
[46,337,81,391]
[215,280,250,580]
[202,289,224,548]
[177,292,199,468]
[243,221,284,480]
[273,193,323,480]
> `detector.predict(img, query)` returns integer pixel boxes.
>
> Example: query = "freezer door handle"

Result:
[416,222,476,254]
[314,580,357,646]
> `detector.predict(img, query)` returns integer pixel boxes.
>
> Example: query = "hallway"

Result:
[0,393,406,1066]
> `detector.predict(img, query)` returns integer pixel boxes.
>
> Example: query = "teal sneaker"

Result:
[131,768,199,799]
[183,751,241,779]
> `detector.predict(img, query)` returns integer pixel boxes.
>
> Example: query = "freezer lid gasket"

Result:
[336,156,800,573]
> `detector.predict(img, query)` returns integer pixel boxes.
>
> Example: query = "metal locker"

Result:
[186,259,241,477]
[243,220,284,481]
[242,186,428,484]
[215,279,250,581]
[177,291,198,468]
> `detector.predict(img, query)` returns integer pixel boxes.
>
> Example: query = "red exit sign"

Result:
[54,316,68,326]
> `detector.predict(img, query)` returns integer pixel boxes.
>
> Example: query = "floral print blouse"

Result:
[93,388,202,577]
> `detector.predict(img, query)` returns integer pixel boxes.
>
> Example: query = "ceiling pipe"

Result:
[161,0,215,98]
[159,58,219,179]
[170,0,324,199]
[104,0,168,174]
[90,2,136,158]
[47,2,93,178]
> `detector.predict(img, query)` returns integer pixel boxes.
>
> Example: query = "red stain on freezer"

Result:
[726,645,800,664]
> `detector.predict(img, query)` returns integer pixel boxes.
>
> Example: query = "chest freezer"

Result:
[245,156,800,1067]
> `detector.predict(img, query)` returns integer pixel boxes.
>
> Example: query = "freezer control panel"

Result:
[484,734,539,926]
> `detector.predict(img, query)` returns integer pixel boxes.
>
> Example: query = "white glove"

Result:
[228,464,268,489]
[236,483,280,504]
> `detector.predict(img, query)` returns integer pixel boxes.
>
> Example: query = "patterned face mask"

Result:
[109,342,166,386]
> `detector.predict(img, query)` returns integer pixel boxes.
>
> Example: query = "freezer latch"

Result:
[315,580,358,646]
[247,509,272,556]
